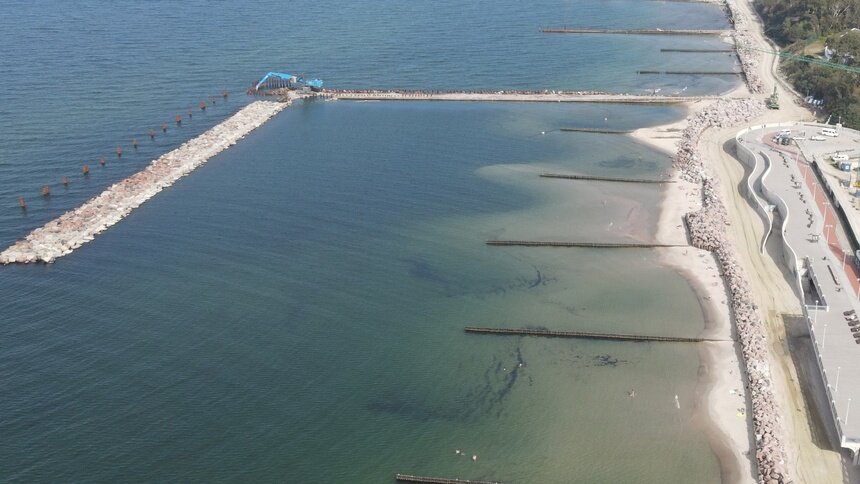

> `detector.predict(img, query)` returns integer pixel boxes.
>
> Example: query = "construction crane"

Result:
[251,71,324,93]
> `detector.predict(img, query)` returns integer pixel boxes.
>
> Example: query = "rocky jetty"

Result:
[726,0,765,94]
[678,100,791,483]
[676,98,764,183]
[0,100,288,264]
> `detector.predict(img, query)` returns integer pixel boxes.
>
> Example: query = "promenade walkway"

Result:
[738,125,860,461]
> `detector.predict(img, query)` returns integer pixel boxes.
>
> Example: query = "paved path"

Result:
[742,127,860,452]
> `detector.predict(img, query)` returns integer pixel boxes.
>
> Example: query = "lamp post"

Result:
[815,299,820,327]
[836,366,842,393]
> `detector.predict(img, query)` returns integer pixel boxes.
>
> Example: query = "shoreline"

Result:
[631,103,756,483]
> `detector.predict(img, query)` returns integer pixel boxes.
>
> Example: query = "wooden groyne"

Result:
[0,98,298,264]
[540,27,728,35]
[539,173,673,183]
[637,70,741,76]
[559,127,631,134]
[395,474,501,484]
[464,327,725,343]
[321,90,714,104]
[660,48,735,53]
[486,240,681,248]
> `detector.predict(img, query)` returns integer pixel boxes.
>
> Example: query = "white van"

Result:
[779,129,792,136]
[821,127,839,137]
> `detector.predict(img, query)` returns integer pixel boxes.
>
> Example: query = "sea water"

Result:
[1,1,735,482]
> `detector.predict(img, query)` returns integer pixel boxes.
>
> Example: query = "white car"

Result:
[833,153,850,161]
[810,135,826,141]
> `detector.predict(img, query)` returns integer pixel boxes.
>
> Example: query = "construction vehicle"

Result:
[767,85,779,109]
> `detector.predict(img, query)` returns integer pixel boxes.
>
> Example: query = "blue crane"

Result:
[253,72,324,92]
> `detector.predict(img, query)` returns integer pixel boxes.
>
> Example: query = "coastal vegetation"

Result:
[755,0,860,126]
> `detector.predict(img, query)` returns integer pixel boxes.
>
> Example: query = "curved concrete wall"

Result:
[734,122,852,458]
[733,135,774,252]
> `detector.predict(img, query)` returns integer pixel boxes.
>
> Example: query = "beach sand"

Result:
[625,0,859,477]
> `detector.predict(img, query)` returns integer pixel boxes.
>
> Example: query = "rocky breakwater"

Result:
[678,100,792,484]
[0,100,289,264]
[725,0,765,94]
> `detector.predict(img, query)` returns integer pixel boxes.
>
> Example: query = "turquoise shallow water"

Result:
[1,1,734,482]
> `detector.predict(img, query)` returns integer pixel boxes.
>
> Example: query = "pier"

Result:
[320,90,714,104]
[539,173,673,183]
[395,475,501,484]
[2,87,719,265]
[637,70,741,76]
[485,240,681,248]
[540,27,729,35]
[559,127,631,134]
[660,48,735,53]
[464,327,726,343]
[0,99,294,264]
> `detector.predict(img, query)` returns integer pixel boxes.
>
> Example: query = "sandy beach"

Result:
[626,0,860,479]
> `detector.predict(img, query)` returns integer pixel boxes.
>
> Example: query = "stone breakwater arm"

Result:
[0,100,288,264]
[676,99,791,484]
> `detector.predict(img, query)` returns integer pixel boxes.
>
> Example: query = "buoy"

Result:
[41,186,50,197]
[132,137,138,149]
[18,197,26,209]
[455,449,461,455]
[161,122,168,133]
[222,89,228,99]
[62,176,69,186]
[175,114,182,126]
[82,164,89,175]
[471,455,477,462]
[99,155,106,166]
[149,129,156,140]
[200,101,207,111]
[116,146,123,158]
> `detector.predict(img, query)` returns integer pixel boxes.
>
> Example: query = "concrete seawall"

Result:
[1,100,288,264]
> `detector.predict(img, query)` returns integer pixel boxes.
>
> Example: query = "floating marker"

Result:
[62,176,69,186]
[82,164,89,175]
[41,186,50,197]
[18,197,26,209]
